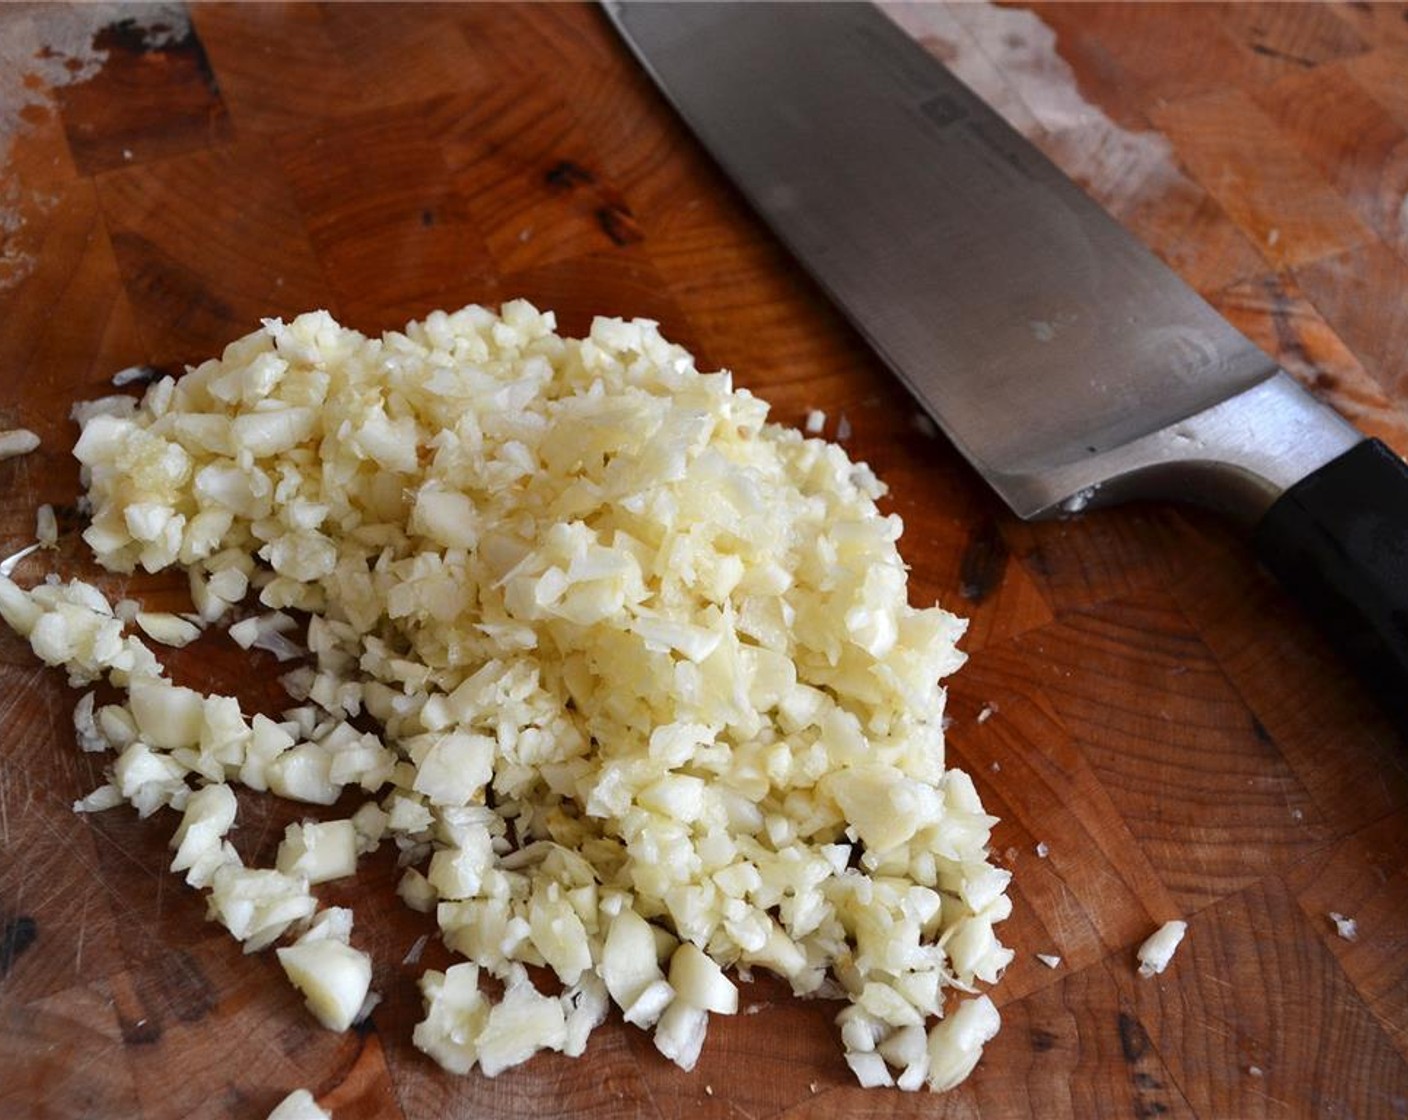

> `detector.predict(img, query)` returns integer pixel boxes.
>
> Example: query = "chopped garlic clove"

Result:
[73,783,124,814]
[36,504,58,549]
[300,907,355,945]
[113,741,188,816]
[237,713,293,791]
[170,783,239,888]
[845,1050,894,1088]
[129,681,206,751]
[601,908,668,1016]
[266,743,340,805]
[1328,912,1358,942]
[654,1000,709,1072]
[136,611,202,648]
[528,886,592,986]
[926,996,1001,1092]
[276,936,373,1032]
[72,692,108,753]
[1136,920,1188,978]
[476,969,569,1077]
[0,576,41,635]
[878,1023,929,1079]
[0,428,40,459]
[265,1088,331,1120]
[561,972,610,1058]
[667,941,738,1015]
[413,964,490,1075]
[229,610,302,661]
[396,867,437,912]
[207,865,316,951]
[622,978,675,1031]
[838,1005,886,1054]
[276,820,358,884]
[350,801,389,854]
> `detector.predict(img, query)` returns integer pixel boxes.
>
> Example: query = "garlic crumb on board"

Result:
[0,428,40,460]
[403,933,430,966]
[1136,920,1188,978]
[135,611,202,647]
[266,1089,331,1120]
[112,364,157,387]
[36,504,57,549]
[1329,912,1358,942]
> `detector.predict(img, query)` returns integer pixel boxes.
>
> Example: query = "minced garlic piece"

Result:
[1329,912,1358,942]
[0,428,40,460]
[265,1089,330,1120]
[276,914,373,1032]
[1137,920,1188,978]
[36,504,58,548]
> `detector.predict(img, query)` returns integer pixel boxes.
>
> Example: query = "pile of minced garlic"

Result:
[0,303,1011,1092]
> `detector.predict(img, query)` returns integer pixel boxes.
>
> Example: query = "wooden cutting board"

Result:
[3,3,1407,1117]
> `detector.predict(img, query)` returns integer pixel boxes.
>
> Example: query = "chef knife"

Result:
[605,1,1408,729]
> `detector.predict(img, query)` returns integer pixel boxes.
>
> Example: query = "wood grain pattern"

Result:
[1254,60,1408,263]
[1212,270,1408,454]
[2,3,1408,1118]
[97,139,330,367]
[52,12,232,176]
[1295,241,1408,402]
[1151,88,1377,269]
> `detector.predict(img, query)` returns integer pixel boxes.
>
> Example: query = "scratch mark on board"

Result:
[0,760,9,848]
[74,889,89,976]
[1241,1083,1292,1111]
[620,1029,669,1120]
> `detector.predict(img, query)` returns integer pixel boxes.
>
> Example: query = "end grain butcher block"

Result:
[3,3,1408,1118]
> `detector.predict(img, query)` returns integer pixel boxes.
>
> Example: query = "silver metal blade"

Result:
[606,1,1359,519]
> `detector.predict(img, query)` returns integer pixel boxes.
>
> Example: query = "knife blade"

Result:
[605,1,1408,728]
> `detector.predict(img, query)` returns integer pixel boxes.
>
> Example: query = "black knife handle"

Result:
[1253,438,1408,731]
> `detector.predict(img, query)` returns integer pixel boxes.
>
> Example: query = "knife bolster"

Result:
[1003,371,1361,525]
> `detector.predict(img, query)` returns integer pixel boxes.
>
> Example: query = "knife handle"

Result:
[1253,438,1408,731]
